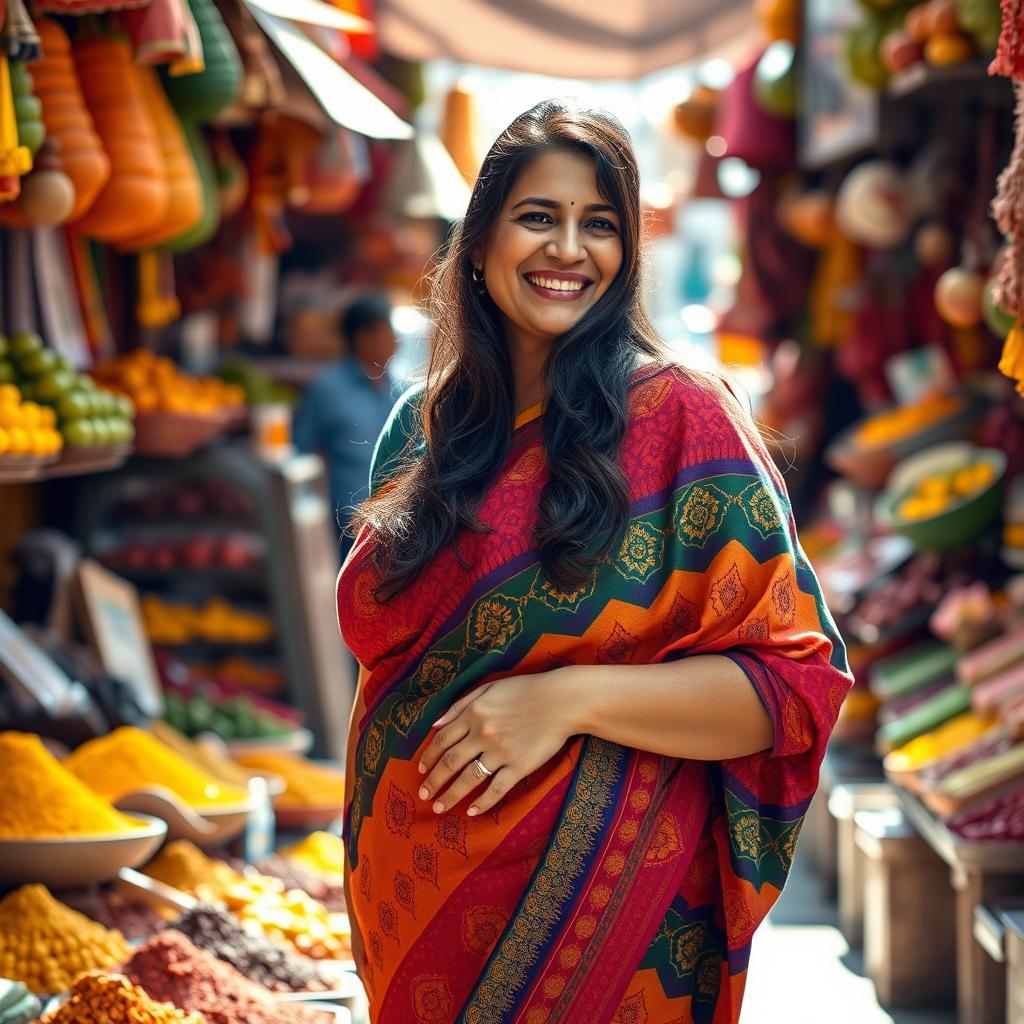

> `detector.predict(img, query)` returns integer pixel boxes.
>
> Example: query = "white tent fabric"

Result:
[376,0,755,80]
[247,5,414,139]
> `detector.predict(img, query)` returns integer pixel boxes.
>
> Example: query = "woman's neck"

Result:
[505,325,551,416]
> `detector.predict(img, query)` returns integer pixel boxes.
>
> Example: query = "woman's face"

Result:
[477,148,624,351]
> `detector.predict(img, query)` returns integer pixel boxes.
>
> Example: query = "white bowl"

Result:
[0,813,167,888]
[114,788,253,849]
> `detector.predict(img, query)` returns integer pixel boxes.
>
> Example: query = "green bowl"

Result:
[878,443,1006,552]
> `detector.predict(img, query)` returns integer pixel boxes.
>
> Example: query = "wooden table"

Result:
[900,790,1024,1024]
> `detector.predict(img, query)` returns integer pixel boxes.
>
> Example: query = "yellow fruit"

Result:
[20,403,41,430]
[0,384,20,405]
[917,475,950,500]
[0,428,9,455]
[924,32,974,66]
[7,428,29,454]
[39,407,56,429]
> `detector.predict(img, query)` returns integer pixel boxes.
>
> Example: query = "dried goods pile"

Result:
[0,885,129,994]
[122,932,334,1024]
[0,732,141,838]
[40,971,206,1024]
[170,901,342,992]
[65,726,247,808]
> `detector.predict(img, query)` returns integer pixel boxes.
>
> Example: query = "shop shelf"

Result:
[0,454,58,483]
[888,61,1015,105]
[44,444,132,479]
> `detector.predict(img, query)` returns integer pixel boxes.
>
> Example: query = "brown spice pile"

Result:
[122,931,334,1024]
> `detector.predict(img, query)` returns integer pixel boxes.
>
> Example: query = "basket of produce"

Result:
[825,391,981,490]
[877,443,1006,552]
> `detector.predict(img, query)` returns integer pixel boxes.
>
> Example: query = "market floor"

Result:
[740,846,957,1024]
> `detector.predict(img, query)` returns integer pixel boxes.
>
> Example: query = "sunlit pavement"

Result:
[740,847,957,1024]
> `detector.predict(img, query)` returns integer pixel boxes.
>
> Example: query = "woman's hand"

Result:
[416,671,576,817]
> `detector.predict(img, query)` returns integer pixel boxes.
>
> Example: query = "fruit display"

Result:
[893,458,999,522]
[101,532,265,573]
[93,349,244,416]
[163,690,294,742]
[948,780,1024,840]
[119,479,256,521]
[869,0,982,84]
[0,383,62,458]
[142,595,274,645]
[853,393,964,451]
[1,331,134,449]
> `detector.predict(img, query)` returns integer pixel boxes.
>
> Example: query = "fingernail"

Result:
[431,720,443,728]
[417,762,426,774]
[418,786,429,801]
[432,801,444,814]
[467,807,478,817]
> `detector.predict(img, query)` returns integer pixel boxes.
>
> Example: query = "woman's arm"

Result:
[554,656,774,762]
[417,656,774,817]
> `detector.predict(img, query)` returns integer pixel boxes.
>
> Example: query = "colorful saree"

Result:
[338,364,852,1024]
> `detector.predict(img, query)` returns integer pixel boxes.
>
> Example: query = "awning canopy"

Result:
[247,5,414,139]
[376,0,756,80]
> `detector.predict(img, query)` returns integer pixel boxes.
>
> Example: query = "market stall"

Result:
[666,0,1024,1018]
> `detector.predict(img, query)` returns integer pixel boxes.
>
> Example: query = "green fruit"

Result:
[19,348,58,377]
[845,16,892,90]
[8,331,42,360]
[57,390,92,421]
[34,369,75,402]
[89,391,108,417]
[754,41,798,118]
[90,418,112,446]
[116,395,135,419]
[982,278,1017,338]
[13,94,41,123]
[63,418,97,447]
[17,381,36,402]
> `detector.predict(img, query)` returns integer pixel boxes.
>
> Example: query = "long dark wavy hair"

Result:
[352,99,670,597]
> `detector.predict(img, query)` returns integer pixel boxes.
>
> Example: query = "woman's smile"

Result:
[522,270,594,301]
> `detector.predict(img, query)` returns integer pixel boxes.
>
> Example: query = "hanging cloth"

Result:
[2,0,39,63]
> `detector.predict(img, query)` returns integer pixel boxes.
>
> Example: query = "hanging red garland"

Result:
[990,0,1024,79]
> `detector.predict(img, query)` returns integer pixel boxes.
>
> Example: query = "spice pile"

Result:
[91,891,166,942]
[231,855,345,913]
[170,902,341,992]
[278,832,344,881]
[233,752,344,810]
[122,932,334,1024]
[144,842,351,959]
[65,727,247,808]
[0,732,142,839]
[0,885,129,994]
[40,971,205,1024]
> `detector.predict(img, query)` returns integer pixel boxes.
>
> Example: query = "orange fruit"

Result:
[8,427,29,454]
[0,384,20,406]
[0,428,9,455]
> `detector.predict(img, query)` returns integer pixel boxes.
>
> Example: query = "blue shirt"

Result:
[292,356,399,525]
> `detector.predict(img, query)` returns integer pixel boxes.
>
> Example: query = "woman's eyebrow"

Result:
[509,196,617,214]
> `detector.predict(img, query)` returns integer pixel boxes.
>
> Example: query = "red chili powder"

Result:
[122,931,333,1024]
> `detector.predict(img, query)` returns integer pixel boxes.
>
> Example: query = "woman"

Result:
[338,100,851,1024]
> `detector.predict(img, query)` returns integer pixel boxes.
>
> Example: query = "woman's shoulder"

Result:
[370,381,427,492]
[630,360,753,429]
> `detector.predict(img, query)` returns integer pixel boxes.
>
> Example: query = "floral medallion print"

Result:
[673,485,723,547]
[467,593,524,653]
[613,521,665,584]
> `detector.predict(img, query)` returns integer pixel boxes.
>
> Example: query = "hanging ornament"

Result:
[835,160,914,248]
[934,266,985,327]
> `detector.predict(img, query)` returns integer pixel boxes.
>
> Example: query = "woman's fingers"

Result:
[418,720,469,777]
[430,756,508,815]
[431,682,492,729]
[467,767,515,817]
[418,736,479,807]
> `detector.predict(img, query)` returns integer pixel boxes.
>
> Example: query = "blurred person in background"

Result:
[293,292,399,558]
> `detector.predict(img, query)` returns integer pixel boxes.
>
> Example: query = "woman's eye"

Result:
[518,212,552,225]
[589,218,617,232]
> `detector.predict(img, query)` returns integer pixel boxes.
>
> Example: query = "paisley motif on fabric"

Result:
[528,567,597,614]
[771,575,796,627]
[709,564,748,619]
[598,621,642,663]
[384,784,415,838]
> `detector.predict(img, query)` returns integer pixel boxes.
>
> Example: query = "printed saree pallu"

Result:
[338,365,852,1024]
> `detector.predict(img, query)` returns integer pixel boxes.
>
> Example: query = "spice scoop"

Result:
[117,867,197,914]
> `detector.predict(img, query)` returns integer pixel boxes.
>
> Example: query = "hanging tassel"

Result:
[992,83,1024,316]
[990,0,1024,80]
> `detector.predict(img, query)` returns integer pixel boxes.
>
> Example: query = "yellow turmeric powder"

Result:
[41,970,206,1024]
[143,839,243,901]
[0,885,130,995]
[64,727,248,809]
[0,732,143,839]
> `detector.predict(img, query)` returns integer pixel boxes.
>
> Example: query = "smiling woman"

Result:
[338,100,851,1024]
